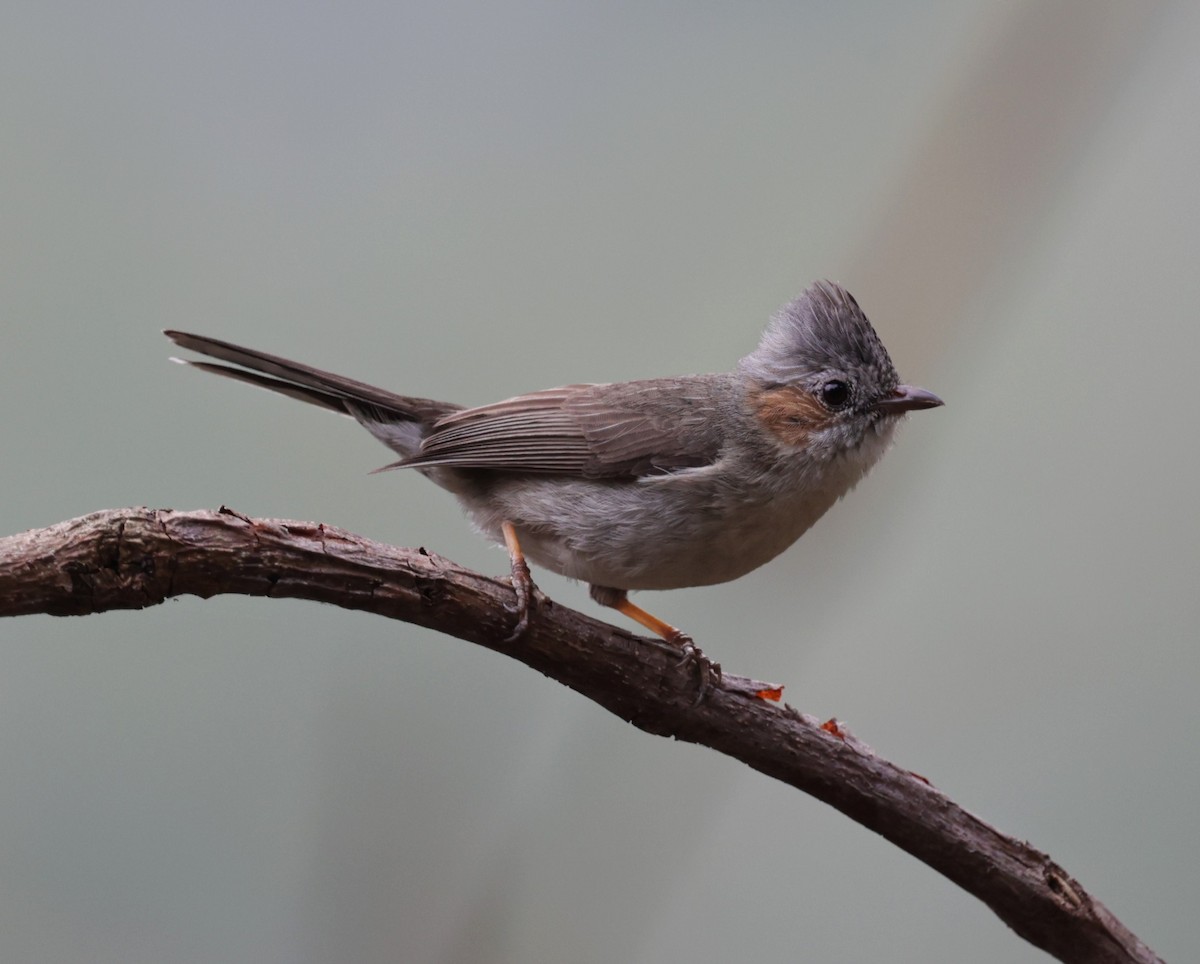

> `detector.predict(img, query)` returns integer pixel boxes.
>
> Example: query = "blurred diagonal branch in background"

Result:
[847,0,1167,361]
[0,507,1163,964]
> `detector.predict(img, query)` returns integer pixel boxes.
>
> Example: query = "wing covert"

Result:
[397,378,728,479]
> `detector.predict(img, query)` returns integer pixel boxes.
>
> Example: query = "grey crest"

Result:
[739,280,899,398]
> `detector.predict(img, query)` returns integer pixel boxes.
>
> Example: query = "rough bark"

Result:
[0,507,1162,964]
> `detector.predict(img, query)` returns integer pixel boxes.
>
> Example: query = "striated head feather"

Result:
[739,280,898,394]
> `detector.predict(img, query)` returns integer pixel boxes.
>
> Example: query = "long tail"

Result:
[164,330,461,457]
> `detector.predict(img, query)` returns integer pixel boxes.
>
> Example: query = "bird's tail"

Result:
[164,330,461,458]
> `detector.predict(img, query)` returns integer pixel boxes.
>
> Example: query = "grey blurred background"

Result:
[1,1,1196,961]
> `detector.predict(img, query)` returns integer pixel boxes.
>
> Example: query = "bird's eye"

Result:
[820,379,851,410]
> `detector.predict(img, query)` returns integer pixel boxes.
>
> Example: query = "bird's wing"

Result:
[395,378,728,480]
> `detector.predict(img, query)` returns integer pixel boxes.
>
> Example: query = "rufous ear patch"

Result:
[751,385,834,447]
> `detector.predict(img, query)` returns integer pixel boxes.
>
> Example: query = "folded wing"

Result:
[400,379,725,480]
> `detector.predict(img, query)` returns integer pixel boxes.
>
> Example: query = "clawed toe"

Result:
[504,607,530,643]
[504,568,535,643]
[673,635,722,704]
[501,521,536,643]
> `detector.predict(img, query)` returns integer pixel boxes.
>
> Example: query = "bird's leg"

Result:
[501,521,535,642]
[591,586,690,645]
[588,585,721,702]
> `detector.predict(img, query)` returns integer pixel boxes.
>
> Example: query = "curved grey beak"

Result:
[874,385,944,414]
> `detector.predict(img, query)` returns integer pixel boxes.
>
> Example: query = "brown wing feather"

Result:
[400,378,729,479]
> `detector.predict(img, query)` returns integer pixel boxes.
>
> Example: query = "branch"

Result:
[0,508,1161,964]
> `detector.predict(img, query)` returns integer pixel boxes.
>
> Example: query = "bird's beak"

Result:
[874,385,944,414]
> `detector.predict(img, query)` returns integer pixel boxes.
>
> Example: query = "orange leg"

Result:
[589,585,719,701]
[611,596,691,647]
[501,521,535,641]
[589,584,690,645]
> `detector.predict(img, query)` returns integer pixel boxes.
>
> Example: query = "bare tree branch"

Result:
[0,507,1162,964]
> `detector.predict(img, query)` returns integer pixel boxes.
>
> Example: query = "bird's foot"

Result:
[504,553,535,643]
[501,520,536,642]
[671,632,722,705]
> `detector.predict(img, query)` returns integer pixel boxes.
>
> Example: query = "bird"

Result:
[165,280,941,675]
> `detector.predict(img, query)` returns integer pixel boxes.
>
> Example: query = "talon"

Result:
[504,569,533,642]
[674,638,721,704]
[503,550,534,642]
[672,634,697,666]
[504,607,530,643]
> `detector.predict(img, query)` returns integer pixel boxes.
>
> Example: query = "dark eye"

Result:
[820,379,851,410]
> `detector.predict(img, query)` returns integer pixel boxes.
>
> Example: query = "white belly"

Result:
[461,426,895,591]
